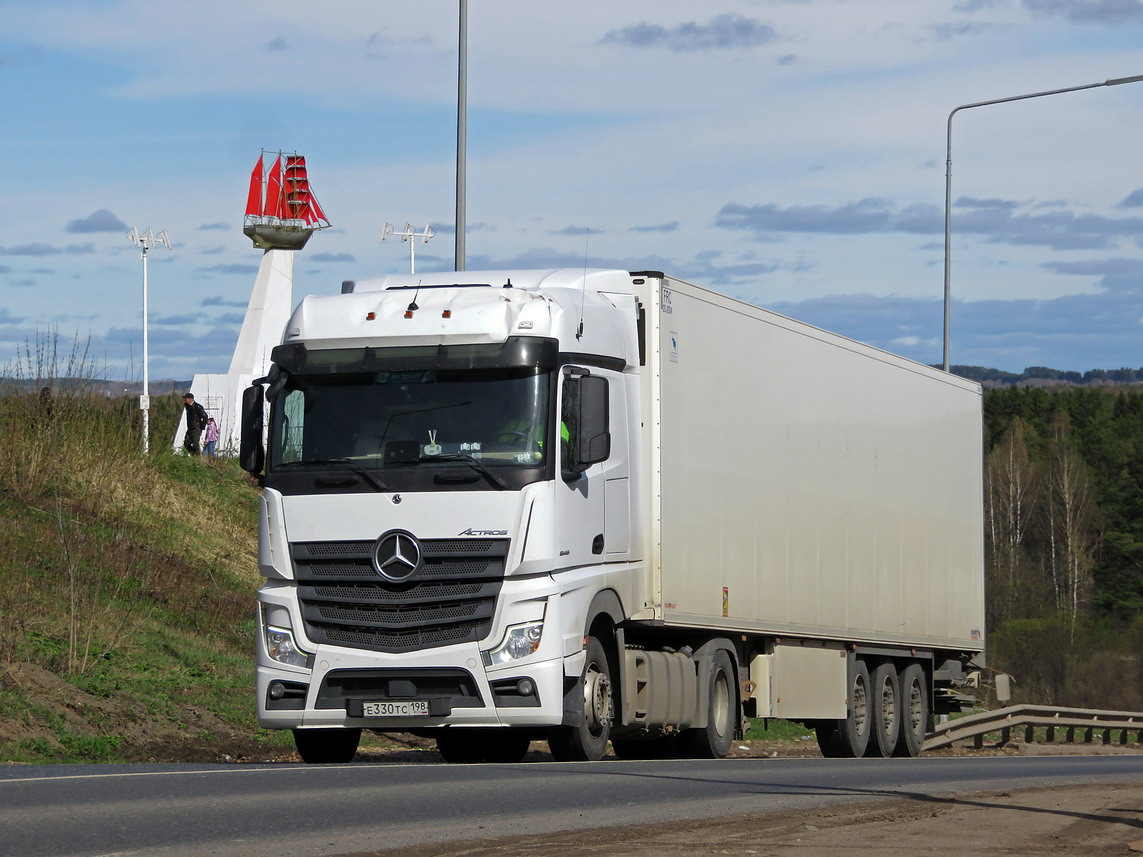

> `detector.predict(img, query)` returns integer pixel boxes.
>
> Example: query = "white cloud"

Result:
[3,0,1143,376]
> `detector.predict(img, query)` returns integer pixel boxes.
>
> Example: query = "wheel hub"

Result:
[583,668,612,733]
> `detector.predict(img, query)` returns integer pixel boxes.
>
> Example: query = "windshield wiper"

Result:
[419,453,509,490]
[277,458,392,492]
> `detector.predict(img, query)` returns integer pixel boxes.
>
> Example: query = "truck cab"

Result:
[244,269,650,762]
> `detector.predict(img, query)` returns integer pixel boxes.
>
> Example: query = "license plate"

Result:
[362,699,430,717]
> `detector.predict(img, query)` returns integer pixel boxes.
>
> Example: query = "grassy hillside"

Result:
[0,345,288,762]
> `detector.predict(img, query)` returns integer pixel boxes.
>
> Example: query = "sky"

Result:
[2,0,1143,381]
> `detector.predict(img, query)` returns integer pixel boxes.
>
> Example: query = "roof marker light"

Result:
[366,312,376,321]
[442,310,452,318]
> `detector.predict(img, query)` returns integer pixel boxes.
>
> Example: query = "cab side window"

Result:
[561,370,611,478]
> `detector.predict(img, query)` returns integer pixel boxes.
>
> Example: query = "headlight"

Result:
[264,625,312,668]
[486,621,544,664]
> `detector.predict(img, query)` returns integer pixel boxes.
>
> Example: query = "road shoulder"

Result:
[372,781,1143,857]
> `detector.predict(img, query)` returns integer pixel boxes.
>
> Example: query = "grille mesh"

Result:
[291,538,508,654]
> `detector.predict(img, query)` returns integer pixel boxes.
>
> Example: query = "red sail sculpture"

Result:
[243,151,330,250]
[245,154,264,219]
[264,155,285,221]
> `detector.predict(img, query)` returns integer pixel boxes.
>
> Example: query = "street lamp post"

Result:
[455,0,467,272]
[942,74,1143,372]
[127,227,172,454]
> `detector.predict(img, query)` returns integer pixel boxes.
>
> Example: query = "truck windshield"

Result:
[267,366,551,488]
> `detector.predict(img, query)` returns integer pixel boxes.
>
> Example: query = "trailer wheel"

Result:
[867,661,900,757]
[679,649,736,759]
[292,728,361,764]
[815,659,870,757]
[436,729,532,763]
[893,663,928,757]
[548,636,613,762]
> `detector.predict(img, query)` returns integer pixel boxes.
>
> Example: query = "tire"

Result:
[292,728,361,764]
[867,661,901,758]
[679,649,737,759]
[436,729,532,763]
[816,659,871,758]
[611,735,680,760]
[893,663,929,757]
[547,636,614,761]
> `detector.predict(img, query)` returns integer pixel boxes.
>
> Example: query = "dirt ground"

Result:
[358,781,1143,857]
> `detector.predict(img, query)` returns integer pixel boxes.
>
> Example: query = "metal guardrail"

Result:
[924,704,1143,752]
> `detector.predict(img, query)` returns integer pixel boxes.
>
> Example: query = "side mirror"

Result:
[239,384,265,475]
[563,373,610,478]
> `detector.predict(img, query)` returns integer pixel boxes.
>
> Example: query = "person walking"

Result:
[182,392,208,456]
[203,416,220,458]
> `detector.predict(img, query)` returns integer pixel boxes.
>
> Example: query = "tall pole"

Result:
[943,74,1143,372]
[142,244,150,454]
[127,227,171,453]
[455,0,467,272]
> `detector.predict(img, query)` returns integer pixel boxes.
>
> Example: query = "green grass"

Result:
[746,718,815,740]
[0,339,271,762]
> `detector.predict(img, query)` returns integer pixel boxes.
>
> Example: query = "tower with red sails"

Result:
[175,151,329,453]
[243,152,330,250]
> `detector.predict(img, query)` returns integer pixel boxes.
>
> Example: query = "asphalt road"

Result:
[1,755,1141,857]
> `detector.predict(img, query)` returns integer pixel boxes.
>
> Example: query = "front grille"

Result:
[291,538,509,653]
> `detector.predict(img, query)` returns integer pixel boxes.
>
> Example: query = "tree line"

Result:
[984,386,1143,708]
[952,365,1143,386]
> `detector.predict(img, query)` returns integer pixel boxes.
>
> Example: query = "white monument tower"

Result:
[174,152,329,453]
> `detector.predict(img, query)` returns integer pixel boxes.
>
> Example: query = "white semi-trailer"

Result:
[240,269,984,763]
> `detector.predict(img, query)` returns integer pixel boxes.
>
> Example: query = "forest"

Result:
[983,385,1143,710]
[952,365,1143,385]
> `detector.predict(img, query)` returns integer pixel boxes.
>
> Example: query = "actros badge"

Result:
[371,529,422,582]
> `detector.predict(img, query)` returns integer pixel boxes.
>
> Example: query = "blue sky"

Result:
[2,0,1143,380]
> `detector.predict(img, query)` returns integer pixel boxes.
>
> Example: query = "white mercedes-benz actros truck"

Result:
[240,268,985,763]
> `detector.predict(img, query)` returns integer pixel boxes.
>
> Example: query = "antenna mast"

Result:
[381,222,435,274]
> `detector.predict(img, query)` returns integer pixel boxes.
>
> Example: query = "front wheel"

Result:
[548,636,613,761]
[293,728,361,764]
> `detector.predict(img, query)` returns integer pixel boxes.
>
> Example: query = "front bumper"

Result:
[256,644,567,730]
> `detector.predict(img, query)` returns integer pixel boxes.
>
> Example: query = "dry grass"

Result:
[1,333,259,591]
[0,334,273,762]
[0,332,259,677]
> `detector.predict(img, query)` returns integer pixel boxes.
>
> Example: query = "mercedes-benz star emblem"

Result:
[371,530,422,582]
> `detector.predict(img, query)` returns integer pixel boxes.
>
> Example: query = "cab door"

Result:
[553,366,628,568]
